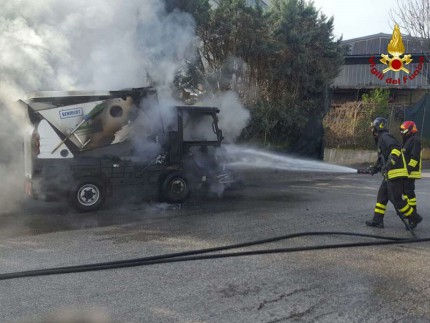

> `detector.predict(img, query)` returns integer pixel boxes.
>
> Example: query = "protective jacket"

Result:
[376,130,408,179]
[402,134,422,179]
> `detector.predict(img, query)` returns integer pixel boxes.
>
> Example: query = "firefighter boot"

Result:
[408,213,423,230]
[365,215,384,228]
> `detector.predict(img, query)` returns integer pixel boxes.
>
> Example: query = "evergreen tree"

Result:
[244,0,344,146]
[165,0,211,92]
[164,0,210,28]
[199,0,269,95]
[168,0,345,149]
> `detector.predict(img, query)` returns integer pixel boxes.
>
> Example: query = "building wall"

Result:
[333,60,429,89]
[332,33,429,90]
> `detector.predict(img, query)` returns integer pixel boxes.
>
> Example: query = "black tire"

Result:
[70,177,106,212]
[161,172,190,203]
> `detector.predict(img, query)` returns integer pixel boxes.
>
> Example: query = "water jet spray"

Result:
[222,145,358,174]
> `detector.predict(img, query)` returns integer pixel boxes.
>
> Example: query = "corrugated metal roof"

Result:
[343,33,427,55]
[333,34,429,89]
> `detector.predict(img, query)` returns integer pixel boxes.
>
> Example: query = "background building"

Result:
[332,33,429,105]
[329,33,430,139]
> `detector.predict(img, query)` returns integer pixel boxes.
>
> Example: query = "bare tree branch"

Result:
[390,0,430,81]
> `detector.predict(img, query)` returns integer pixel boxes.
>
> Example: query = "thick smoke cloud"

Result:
[0,0,252,214]
[201,91,250,143]
[0,0,197,211]
[0,0,196,92]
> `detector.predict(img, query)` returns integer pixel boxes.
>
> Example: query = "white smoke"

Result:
[1,0,197,91]
[0,0,196,211]
[201,91,250,143]
[0,0,253,214]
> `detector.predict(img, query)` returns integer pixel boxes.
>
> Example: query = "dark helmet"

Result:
[371,117,388,133]
[400,120,418,136]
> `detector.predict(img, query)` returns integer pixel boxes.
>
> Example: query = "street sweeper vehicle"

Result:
[19,86,233,212]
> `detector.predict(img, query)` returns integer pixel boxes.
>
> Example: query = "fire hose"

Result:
[1,231,429,281]
[0,168,425,281]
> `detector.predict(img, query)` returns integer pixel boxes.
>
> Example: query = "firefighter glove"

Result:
[369,165,380,175]
[407,165,413,174]
[383,156,396,172]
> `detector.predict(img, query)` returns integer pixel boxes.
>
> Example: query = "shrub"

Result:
[324,89,392,149]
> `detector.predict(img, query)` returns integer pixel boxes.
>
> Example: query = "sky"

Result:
[310,0,397,40]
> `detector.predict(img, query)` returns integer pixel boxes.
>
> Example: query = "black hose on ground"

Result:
[0,231,428,281]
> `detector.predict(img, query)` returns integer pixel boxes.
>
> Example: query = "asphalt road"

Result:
[1,168,430,322]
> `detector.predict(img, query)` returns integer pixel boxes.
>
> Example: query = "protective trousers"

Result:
[403,178,417,212]
[374,178,414,218]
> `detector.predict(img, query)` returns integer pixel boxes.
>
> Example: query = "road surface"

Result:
[1,169,430,322]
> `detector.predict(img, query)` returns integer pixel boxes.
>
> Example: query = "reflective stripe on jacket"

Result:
[402,134,422,179]
[377,131,408,179]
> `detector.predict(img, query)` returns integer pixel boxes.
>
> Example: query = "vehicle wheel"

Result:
[161,172,190,203]
[70,177,106,212]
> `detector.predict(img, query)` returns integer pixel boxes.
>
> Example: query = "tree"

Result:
[164,0,211,28]
[390,0,430,61]
[390,0,430,43]
[199,0,269,95]
[171,0,344,149]
[165,0,211,92]
[244,0,344,147]
[362,88,390,119]
[265,0,343,100]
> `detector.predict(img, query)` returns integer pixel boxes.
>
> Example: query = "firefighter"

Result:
[365,117,422,228]
[400,120,423,227]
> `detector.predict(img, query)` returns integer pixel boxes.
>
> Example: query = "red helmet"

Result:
[400,121,418,135]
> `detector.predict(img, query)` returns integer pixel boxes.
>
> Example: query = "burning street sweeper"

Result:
[19,86,235,212]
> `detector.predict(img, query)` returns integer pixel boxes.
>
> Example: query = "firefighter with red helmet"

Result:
[365,117,422,228]
[400,120,423,228]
